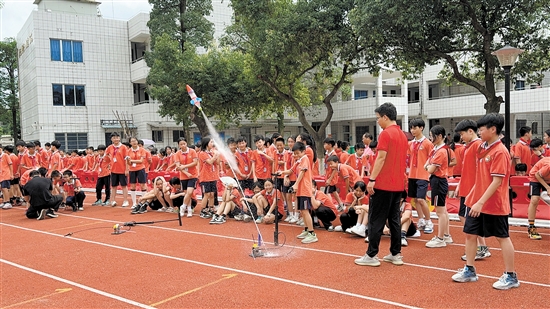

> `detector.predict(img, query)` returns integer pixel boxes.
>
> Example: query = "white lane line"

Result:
[0,223,422,309]
[0,258,155,309]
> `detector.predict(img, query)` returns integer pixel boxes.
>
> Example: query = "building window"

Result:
[54,133,88,151]
[516,119,527,138]
[50,39,83,62]
[515,80,525,91]
[52,84,85,106]
[354,90,368,99]
[152,130,163,142]
[532,122,538,135]
[173,130,185,142]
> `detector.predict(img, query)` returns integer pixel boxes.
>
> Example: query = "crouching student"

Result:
[526,157,550,240]
[24,170,63,220]
[169,177,197,216]
[382,191,419,246]
[254,179,285,224]
[310,179,338,230]
[235,182,262,222]
[132,176,172,214]
[210,183,242,224]
[62,170,85,211]
[337,181,369,238]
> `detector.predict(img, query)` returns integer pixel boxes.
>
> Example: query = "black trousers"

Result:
[339,207,359,231]
[26,195,63,219]
[66,191,86,208]
[314,206,337,229]
[366,189,402,257]
[96,175,111,200]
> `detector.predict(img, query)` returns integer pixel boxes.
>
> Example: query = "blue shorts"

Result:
[529,182,547,196]
[129,169,147,184]
[1,180,11,189]
[111,173,128,187]
[181,178,198,189]
[324,185,337,194]
[429,175,448,207]
[296,196,312,210]
[408,179,429,199]
[201,181,218,193]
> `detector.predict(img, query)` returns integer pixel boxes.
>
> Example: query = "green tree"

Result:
[352,0,550,113]
[226,0,381,156]
[0,38,19,141]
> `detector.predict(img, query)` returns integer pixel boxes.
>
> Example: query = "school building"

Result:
[16,0,550,150]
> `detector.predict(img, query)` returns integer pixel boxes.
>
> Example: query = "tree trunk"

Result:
[9,69,18,142]
[190,107,208,138]
[179,0,187,53]
[484,95,503,114]
[276,111,285,134]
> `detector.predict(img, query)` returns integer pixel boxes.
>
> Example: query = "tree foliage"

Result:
[0,38,19,141]
[225,0,384,155]
[352,0,550,113]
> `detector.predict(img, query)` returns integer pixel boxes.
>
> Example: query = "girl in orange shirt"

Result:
[127,137,148,208]
[198,137,220,218]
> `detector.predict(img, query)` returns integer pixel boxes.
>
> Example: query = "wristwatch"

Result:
[369,178,376,182]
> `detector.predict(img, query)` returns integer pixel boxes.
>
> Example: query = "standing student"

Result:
[235,137,253,190]
[529,138,545,166]
[279,142,317,244]
[92,145,111,206]
[174,137,199,217]
[198,137,220,218]
[355,102,407,267]
[543,129,550,156]
[526,157,550,240]
[451,133,465,178]
[0,147,13,209]
[453,119,490,260]
[362,133,375,158]
[407,118,434,233]
[34,141,50,169]
[452,113,519,290]
[272,137,288,199]
[251,135,274,187]
[424,125,452,248]
[513,126,533,172]
[297,133,318,176]
[105,132,129,207]
[283,136,298,223]
[345,143,365,176]
[127,137,148,208]
[4,146,22,207]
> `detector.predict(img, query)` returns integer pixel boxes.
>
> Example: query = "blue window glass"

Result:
[65,85,75,106]
[75,86,86,106]
[73,41,83,62]
[62,40,72,62]
[53,84,63,105]
[50,39,61,61]
[354,90,368,99]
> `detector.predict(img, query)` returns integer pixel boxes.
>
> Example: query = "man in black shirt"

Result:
[24,170,63,220]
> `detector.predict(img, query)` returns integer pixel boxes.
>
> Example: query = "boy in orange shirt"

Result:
[251,135,274,187]
[408,118,434,234]
[4,146,20,208]
[105,132,130,207]
[198,137,220,218]
[311,179,338,230]
[92,145,111,206]
[279,142,317,244]
[0,146,14,209]
[345,143,365,176]
[513,126,532,172]
[526,156,550,240]
[452,113,519,290]
[62,170,85,211]
[323,138,343,209]
[48,141,62,177]
[424,125,452,248]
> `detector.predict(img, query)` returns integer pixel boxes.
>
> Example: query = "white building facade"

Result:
[17,0,550,150]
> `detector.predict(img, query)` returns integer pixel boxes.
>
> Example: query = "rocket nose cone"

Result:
[186,85,192,92]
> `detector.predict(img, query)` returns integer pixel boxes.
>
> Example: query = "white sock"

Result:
[130,191,136,205]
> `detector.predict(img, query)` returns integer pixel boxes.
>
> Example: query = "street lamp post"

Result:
[492,45,524,217]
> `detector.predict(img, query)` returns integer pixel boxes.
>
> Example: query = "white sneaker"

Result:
[411,230,421,238]
[186,207,193,217]
[426,236,447,248]
[354,254,380,266]
[444,235,454,244]
[301,233,318,244]
[350,225,366,237]
[424,220,434,234]
[345,228,353,234]
[179,207,185,217]
[2,203,12,209]
[131,204,138,210]
[297,218,304,225]
[401,237,408,247]
[364,236,369,243]
[157,207,167,212]
[166,207,175,213]
[383,253,404,265]
[122,201,129,207]
[284,215,292,222]
[417,218,426,230]
[289,216,299,224]
[297,230,309,239]
[111,201,117,207]
[334,225,343,232]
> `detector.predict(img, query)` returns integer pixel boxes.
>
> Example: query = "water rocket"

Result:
[186,84,202,110]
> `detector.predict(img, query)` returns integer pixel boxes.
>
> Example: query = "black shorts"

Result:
[408,179,429,199]
[429,175,448,207]
[181,178,198,189]
[324,185,337,194]
[282,181,296,193]
[529,182,547,196]
[0,180,11,189]
[111,173,128,187]
[10,177,20,185]
[129,169,147,184]
[239,179,253,190]
[296,196,312,210]
[273,178,284,191]
[172,196,184,207]
[201,181,218,193]
[149,200,164,210]
[463,211,509,238]
[459,196,467,218]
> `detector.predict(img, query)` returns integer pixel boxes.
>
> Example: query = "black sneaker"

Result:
[131,203,141,214]
[37,209,47,220]
[138,202,148,214]
[46,209,58,218]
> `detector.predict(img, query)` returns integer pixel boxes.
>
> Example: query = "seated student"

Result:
[235,181,263,222]
[252,178,284,224]
[62,170,85,211]
[132,176,172,214]
[310,179,338,230]
[169,177,198,216]
[526,157,550,240]
[50,170,62,195]
[210,182,243,224]
[382,191,420,246]
[24,170,63,220]
[335,181,369,236]
[515,163,527,176]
